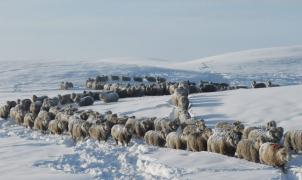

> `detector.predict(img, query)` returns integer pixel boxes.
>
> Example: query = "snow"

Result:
[1,46,302,179]
[174,46,302,86]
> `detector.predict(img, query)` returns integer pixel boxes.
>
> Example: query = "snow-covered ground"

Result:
[1,46,302,180]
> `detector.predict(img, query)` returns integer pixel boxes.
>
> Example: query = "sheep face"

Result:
[266,120,277,130]
[81,122,92,136]
[269,127,283,142]
[226,131,240,148]
[169,120,178,131]
[278,148,291,163]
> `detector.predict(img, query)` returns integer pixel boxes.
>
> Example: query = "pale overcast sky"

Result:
[0,0,301,61]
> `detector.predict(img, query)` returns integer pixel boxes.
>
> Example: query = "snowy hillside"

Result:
[1,46,302,180]
[174,46,302,86]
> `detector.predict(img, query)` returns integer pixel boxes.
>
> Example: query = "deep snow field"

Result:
[1,46,302,180]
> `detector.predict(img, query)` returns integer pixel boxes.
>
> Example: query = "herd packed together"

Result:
[83,75,279,98]
[0,79,298,174]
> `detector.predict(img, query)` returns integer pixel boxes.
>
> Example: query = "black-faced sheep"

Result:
[154,118,179,138]
[236,137,265,163]
[23,113,35,129]
[284,130,302,153]
[259,143,291,170]
[144,130,166,147]
[100,92,119,103]
[111,124,132,146]
[166,132,187,150]
[207,130,240,156]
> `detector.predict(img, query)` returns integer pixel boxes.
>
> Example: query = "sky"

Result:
[0,0,302,61]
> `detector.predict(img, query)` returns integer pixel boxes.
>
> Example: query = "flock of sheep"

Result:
[0,78,298,174]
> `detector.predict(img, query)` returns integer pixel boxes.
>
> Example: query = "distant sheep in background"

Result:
[100,92,119,103]
[252,81,267,88]
[60,81,74,90]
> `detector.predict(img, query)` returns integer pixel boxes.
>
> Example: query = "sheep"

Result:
[252,80,267,88]
[60,81,73,90]
[75,96,94,107]
[144,130,166,147]
[284,130,302,153]
[30,101,42,118]
[236,137,265,163]
[96,75,108,82]
[133,117,155,138]
[0,100,18,118]
[125,116,137,133]
[266,120,277,130]
[154,118,179,138]
[166,132,187,150]
[267,81,280,87]
[89,121,111,142]
[58,94,73,105]
[71,121,92,141]
[259,143,291,170]
[32,95,48,103]
[168,83,178,95]
[111,124,132,146]
[121,76,131,81]
[145,76,156,83]
[186,131,207,152]
[23,113,35,129]
[0,105,10,119]
[242,126,259,139]
[133,77,143,82]
[21,99,32,112]
[207,130,240,156]
[34,111,53,132]
[201,84,217,92]
[41,97,60,111]
[248,127,283,143]
[111,75,120,81]
[15,109,26,125]
[100,92,119,103]
[48,119,68,134]
[215,121,244,140]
